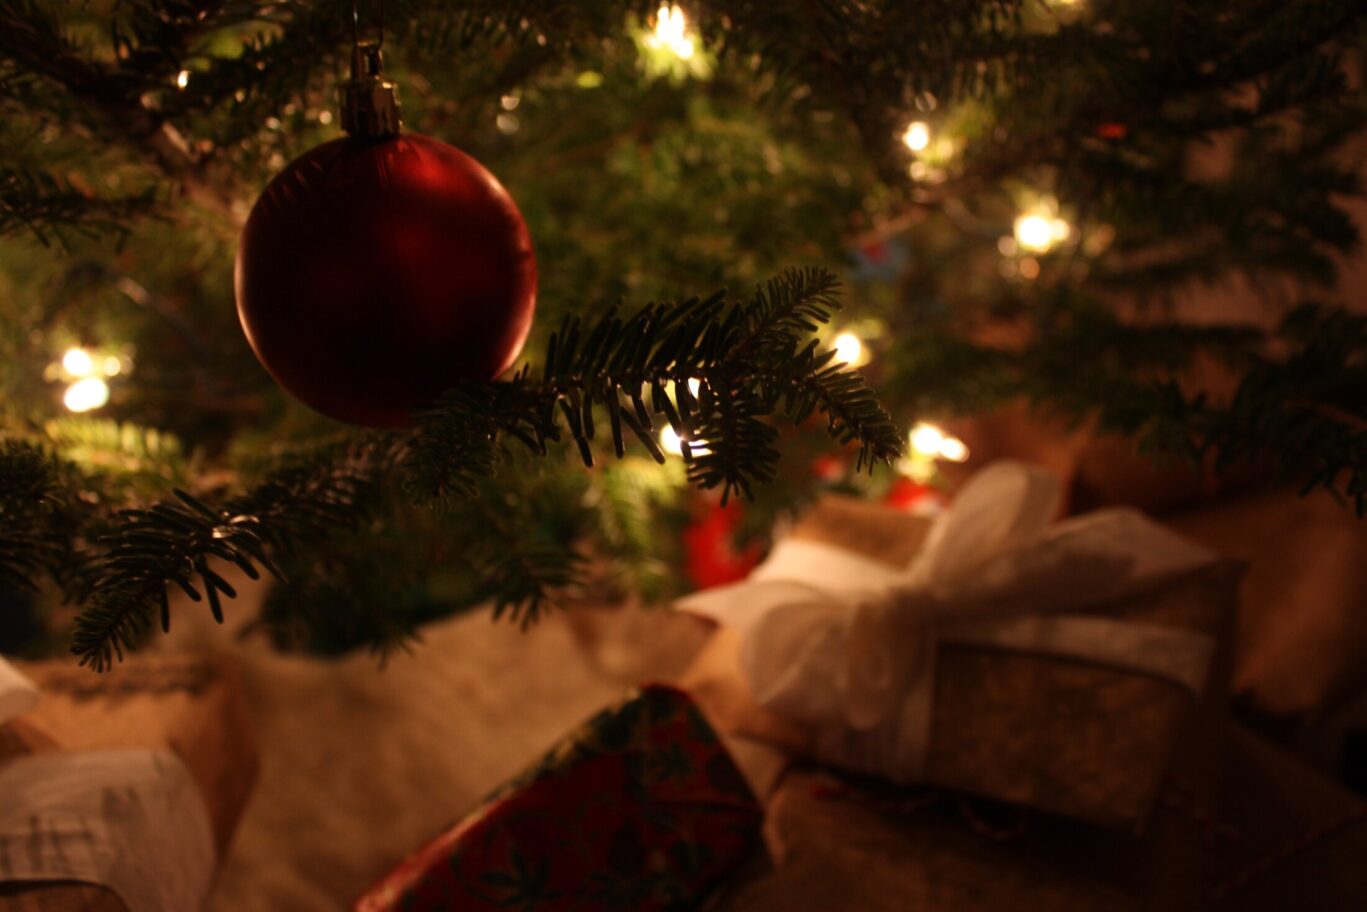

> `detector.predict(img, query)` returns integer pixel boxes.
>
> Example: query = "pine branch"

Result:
[401,369,556,506]
[409,266,903,506]
[0,168,154,245]
[0,439,65,592]
[71,449,378,670]
[62,268,900,666]
[889,302,1367,513]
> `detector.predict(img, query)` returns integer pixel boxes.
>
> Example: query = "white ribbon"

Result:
[679,461,1220,783]
[0,656,39,725]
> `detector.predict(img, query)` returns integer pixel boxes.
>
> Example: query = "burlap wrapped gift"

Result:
[0,655,259,912]
[680,461,1241,829]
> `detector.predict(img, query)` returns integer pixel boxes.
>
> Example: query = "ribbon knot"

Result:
[680,461,1220,783]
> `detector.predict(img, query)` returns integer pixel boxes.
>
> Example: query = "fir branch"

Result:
[409,267,903,506]
[71,450,378,670]
[0,439,65,592]
[402,369,556,506]
[0,168,153,245]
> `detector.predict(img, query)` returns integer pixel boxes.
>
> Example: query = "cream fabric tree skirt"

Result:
[159,576,708,912]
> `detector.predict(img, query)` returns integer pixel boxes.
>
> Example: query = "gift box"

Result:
[355,684,763,912]
[680,461,1242,829]
[708,724,1367,912]
[0,654,259,912]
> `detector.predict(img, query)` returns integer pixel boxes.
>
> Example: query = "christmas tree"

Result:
[1,0,1363,669]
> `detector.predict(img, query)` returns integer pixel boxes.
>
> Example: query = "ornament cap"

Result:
[341,41,401,139]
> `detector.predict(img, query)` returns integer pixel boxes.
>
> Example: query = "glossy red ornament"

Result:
[235,133,536,427]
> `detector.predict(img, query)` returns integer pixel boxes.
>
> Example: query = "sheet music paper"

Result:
[0,749,216,911]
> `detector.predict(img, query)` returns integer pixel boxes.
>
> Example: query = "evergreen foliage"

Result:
[0,0,1364,664]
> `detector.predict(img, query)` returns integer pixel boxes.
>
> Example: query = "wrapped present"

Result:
[0,654,259,912]
[679,461,1241,829]
[711,725,1367,912]
[355,684,763,912]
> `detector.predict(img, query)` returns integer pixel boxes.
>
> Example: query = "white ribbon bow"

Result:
[679,461,1220,783]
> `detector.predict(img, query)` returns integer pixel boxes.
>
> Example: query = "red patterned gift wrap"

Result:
[355,684,764,912]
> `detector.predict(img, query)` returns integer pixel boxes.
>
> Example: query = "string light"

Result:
[175,69,190,89]
[659,425,710,457]
[660,425,684,456]
[908,421,969,462]
[62,347,95,377]
[52,345,131,413]
[1013,207,1071,254]
[938,436,969,462]
[646,4,697,59]
[63,377,110,413]
[909,422,945,456]
[832,332,869,367]
[902,121,931,153]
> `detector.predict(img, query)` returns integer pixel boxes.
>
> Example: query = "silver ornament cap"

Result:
[341,40,401,139]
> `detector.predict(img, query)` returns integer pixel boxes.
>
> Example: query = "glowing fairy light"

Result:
[52,346,131,411]
[938,436,969,462]
[175,69,190,89]
[62,347,95,377]
[64,377,110,413]
[909,422,945,457]
[909,421,969,462]
[833,332,868,367]
[646,4,697,59]
[660,425,684,456]
[659,425,709,457]
[902,121,931,153]
[1013,208,1071,254]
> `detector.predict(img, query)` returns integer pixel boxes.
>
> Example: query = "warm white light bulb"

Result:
[909,422,945,457]
[903,121,930,153]
[938,436,969,462]
[648,4,698,59]
[687,377,702,396]
[1014,213,1055,253]
[62,347,95,377]
[64,377,109,412]
[659,425,710,456]
[833,332,867,367]
[175,69,190,89]
[1014,208,1072,254]
[660,425,684,456]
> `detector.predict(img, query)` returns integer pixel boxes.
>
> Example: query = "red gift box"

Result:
[356,684,763,912]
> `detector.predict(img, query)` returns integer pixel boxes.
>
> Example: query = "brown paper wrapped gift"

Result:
[680,462,1241,830]
[707,725,1367,912]
[0,654,259,912]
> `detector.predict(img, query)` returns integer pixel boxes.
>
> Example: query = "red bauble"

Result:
[235,133,536,427]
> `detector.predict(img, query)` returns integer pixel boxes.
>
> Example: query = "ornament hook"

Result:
[351,0,384,50]
[342,1,399,139]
